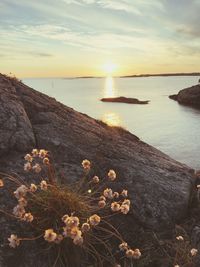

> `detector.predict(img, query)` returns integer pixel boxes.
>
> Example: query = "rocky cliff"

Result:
[0,73,195,266]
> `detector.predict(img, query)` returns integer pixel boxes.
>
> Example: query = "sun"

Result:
[103,62,117,75]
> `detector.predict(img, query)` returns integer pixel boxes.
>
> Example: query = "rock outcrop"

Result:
[169,84,200,108]
[101,96,149,104]
[0,74,195,266]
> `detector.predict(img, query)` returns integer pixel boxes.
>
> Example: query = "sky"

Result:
[0,0,200,77]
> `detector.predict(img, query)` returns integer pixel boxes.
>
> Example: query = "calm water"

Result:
[23,76,200,169]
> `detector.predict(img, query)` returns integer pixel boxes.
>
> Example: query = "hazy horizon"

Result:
[1,0,200,78]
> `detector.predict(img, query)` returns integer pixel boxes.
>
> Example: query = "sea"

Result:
[23,76,200,170]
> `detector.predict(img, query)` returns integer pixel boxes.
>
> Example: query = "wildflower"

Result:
[64,216,80,228]
[108,169,116,181]
[30,183,37,192]
[89,214,101,226]
[43,157,49,165]
[121,190,128,197]
[197,185,200,189]
[73,235,83,246]
[24,154,33,162]
[39,149,48,158]
[191,248,198,256]
[123,199,130,206]
[126,249,134,258]
[120,204,130,214]
[23,212,34,222]
[176,236,184,241]
[54,234,63,244]
[119,242,128,251]
[0,179,4,187]
[99,195,106,201]
[13,205,25,218]
[133,249,141,259]
[82,159,91,170]
[70,227,82,239]
[98,200,106,209]
[92,176,99,183]
[8,234,20,248]
[32,149,39,157]
[114,264,121,267]
[62,214,69,222]
[44,229,57,242]
[174,265,180,267]
[14,185,28,199]
[103,188,113,199]
[24,162,32,172]
[81,223,90,233]
[88,189,92,194]
[40,180,48,191]
[111,202,121,212]
[32,163,42,173]
[18,198,27,207]
[113,192,119,198]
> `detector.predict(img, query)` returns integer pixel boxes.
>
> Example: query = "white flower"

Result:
[63,216,80,228]
[8,234,20,248]
[113,192,119,198]
[103,188,113,199]
[133,248,141,259]
[22,212,34,222]
[92,176,99,183]
[43,157,50,165]
[30,183,37,192]
[39,149,48,158]
[120,204,130,214]
[191,248,198,256]
[108,169,116,181]
[123,199,130,206]
[70,227,82,239]
[81,223,90,233]
[111,202,121,212]
[24,162,32,172]
[121,190,128,197]
[99,195,106,201]
[24,154,33,162]
[32,163,42,173]
[14,185,28,199]
[89,214,101,226]
[82,159,91,170]
[40,180,48,191]
[98,200,106,209]
[44,229,57,242]
[176,236,184,241]
[126,249,134,258]
[32,149,39,157]
[119,242,128,251]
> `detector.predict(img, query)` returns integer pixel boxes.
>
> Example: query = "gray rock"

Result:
[169,84,200,108]
[0,74,195,266]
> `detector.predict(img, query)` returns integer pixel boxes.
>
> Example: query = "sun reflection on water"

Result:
[102,112,121,127]
[104,76,116,98]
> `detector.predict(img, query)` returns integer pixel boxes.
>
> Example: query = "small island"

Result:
[101,96,149,104]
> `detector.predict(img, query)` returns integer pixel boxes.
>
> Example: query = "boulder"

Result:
[169,84,200,108]
[0,74,195,266]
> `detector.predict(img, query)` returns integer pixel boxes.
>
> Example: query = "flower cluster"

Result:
[119,242,141,259]
[3,151,140,266]
[24,149,49,173]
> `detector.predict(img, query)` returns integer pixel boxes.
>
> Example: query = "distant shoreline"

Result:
[62,72,200,79]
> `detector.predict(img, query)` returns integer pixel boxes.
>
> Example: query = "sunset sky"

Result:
[0,0,200,77]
